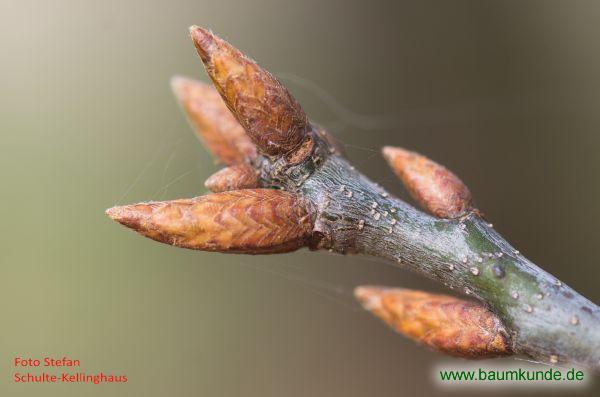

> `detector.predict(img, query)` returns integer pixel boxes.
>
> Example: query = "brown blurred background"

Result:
[1,0,599,395]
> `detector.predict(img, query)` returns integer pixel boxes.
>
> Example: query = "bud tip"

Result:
[189,26,215,62]
[105,204,147,230]
[170,74,189,95]
[354,286,384,311]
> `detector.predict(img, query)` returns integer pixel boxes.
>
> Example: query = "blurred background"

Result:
[1,0,600,395]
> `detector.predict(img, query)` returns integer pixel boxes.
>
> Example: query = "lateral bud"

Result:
[171,76,257,165]
[204,164,260,192]
[354,287,512,358]
[189,26,308,157]
[106,189,313,254]
[382,146,473,219]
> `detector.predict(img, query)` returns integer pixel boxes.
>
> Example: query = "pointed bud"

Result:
[189,26,308,156]
[171,76,257,165]
[204,164,260,193]
[355,287,511,358]
[106,189,313,254]
[382,147,472,218]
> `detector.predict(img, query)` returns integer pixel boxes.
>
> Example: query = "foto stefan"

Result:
[14,357,81,367]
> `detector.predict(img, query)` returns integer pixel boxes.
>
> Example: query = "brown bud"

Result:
[171,76,257,165]
[190,26,308,156]
[382,146,472,218]
[355,287,511,358]
[204,164,260,192]
[106,189,313,254]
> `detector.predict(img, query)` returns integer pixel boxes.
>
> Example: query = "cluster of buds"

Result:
[106,26,518,361]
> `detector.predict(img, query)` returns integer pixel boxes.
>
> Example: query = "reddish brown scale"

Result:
[204,164,260,193]
[106,189,313,254]
[355,287,512,358]
[382,146,472,219]
[171,76,256,165]
[190,26,308,157]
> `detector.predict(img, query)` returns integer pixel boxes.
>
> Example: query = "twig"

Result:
[106,26,600,372]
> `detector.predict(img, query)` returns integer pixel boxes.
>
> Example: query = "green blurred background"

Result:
[1,0,600,395]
